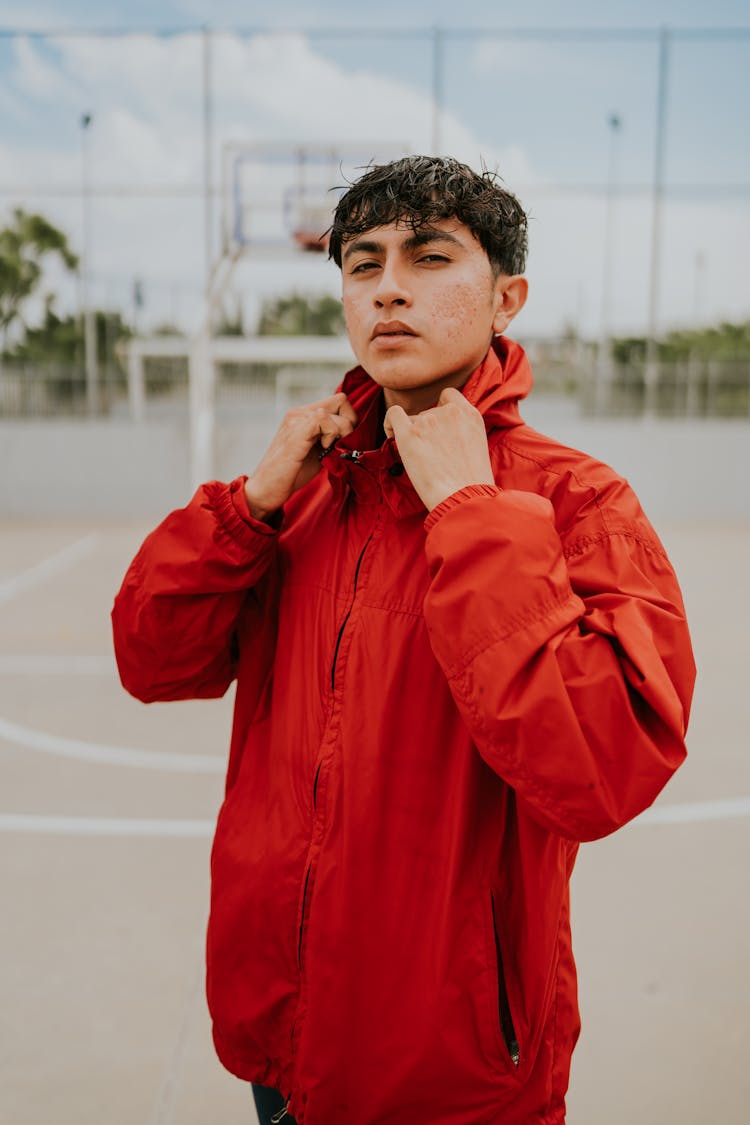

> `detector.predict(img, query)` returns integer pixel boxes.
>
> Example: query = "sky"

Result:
[1,0,749,340]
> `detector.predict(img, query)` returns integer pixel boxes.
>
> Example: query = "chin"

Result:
[367,366,437,391]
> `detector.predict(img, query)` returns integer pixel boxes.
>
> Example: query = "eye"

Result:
[417,253,450,265]
[350,260,380,275]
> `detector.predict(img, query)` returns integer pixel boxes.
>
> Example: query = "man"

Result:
[112,156,695,1125]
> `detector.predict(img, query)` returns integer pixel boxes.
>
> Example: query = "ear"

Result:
[491,275,528,334]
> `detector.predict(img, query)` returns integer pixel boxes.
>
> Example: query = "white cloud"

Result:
[11,36,81,103]
[1,31,542,323]
[1,28,747,339]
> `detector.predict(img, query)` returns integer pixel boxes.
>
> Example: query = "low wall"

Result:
[1,410,748,522]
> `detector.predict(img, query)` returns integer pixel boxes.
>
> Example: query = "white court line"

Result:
[0,814,213,837]
[0,534,99,606]
[0,654,114,675]
[635,796,750,825]
[0,798,748,838]
[0,715,224,773]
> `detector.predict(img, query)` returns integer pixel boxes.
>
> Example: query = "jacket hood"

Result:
[339,334,533,434]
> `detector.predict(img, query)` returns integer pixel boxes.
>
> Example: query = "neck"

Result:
[382,369,472,416]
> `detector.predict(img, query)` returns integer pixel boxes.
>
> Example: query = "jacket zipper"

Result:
[490,892,520,1067]
[294,491,377,1095]
[298,530,374,974]
[299,531,373,970]
[330,530,373,694]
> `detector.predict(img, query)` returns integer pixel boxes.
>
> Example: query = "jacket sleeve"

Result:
[422,483,695,842]
[112,477,279,703]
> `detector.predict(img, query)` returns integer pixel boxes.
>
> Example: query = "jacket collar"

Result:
[323,335,532,517]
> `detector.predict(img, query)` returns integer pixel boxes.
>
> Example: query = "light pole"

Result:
[692,250,707,325]
[80,111,98,415]
[645,28,671,409]
[431,26,444,156]
[202,27,214,294]
[597,111,622,410]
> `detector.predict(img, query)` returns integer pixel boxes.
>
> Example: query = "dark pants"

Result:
[252,1083,297,1125]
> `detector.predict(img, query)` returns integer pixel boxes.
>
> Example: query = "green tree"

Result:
[5,298,131,369]
[0,208,79,349]
[257,292,345,337]
[612,321,750,365]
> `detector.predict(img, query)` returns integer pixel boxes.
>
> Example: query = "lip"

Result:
[371,320,418,341]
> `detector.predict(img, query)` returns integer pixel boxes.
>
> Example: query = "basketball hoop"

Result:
[288,198,334,253]
[291,229,330,253]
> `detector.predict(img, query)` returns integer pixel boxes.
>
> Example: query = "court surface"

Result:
[1,517,748,1124]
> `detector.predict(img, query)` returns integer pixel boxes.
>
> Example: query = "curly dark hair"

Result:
[328,155,528,276]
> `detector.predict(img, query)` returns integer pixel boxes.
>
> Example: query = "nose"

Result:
[373,259,411,309]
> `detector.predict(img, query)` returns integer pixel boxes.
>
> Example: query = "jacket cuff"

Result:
[229,476,284,530]
[424,484,501,533]
[204,477,280,549]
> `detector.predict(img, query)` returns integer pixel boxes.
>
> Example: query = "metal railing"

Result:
[3,352,748,421]
[0,363,122,418]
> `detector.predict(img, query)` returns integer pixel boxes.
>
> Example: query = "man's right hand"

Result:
[244,392,358,522]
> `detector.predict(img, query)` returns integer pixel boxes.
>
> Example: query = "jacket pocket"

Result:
[298,862,314,970]
[489,892,520,1069]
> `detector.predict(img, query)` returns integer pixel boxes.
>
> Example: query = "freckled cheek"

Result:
[429,284,486,340]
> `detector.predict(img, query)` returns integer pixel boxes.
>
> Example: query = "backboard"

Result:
[221,141,410,258]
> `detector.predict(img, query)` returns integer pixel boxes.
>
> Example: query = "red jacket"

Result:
[112,338,694,1125]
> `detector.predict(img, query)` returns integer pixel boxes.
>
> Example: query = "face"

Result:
[340,218,526,412]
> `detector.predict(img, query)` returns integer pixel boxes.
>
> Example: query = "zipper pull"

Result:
[270,1103,291,1123]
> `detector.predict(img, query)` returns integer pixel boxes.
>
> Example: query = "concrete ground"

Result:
[0,517,748,1124]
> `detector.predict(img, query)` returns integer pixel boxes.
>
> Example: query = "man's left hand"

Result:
[384,387,495,512]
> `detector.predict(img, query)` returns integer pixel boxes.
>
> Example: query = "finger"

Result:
[336,396,359,428]
[307,391,349,416]
[383,404,410,442]
[299,408,337,449]
[304,392,358,433]
[317,409,356,449]
[437,386,464,407]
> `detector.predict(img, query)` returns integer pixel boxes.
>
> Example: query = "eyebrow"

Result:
[342,228,465,262]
